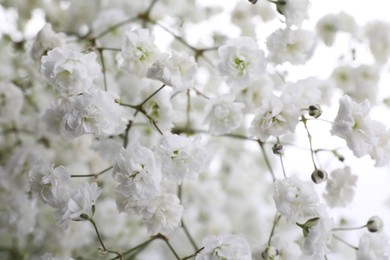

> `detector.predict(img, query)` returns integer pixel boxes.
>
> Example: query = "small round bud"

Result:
[248,0,258,4]
[261,246,279,259]
[272,143,284,155]
[308,104,322,118]
[311,169,327,184]
[367,216,384,232]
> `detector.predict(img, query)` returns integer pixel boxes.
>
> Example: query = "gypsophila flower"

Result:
[158,132,209,184]
[365,20,390,64]
[113,144,161,213]
[41,47,101,95]
[302,207,334,260]
[62,88,130,138]
[273,176,319,223]
[144,193,183,235]
[28,160,71,208]
[196,234,252,260]
[146,51,197,90]
[58,182,101,228]
[203,94,245,135]
[323,167,357,208]
[357,232,390,260]
[369,121,390,167]
[121,28,160,78]
[316,12,357,46]
[30,23,66,61]
[249,93,300,141]
[275,0,310,27]
[266,28,316,65]
[217,36,266,89]
[330,95,377,158]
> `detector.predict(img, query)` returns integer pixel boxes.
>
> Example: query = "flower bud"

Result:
[308,104,322,118]
[248,0,258,4]
[272,143,284,155]
[311,169,327,184]
[261,246,279,259]
[367,216,384,232]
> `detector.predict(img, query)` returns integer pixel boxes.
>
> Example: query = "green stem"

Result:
[301,116,317,170]
[267,214,281,246]
[97,48,108,91]
[181,247,205,260]
[333,235,358,250]
[71,166,113,178]
[258,140,276,182]
[332,225,366,232]
[182,220,198,251]
[88,217,106,251]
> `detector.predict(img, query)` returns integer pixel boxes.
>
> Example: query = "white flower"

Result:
[0,81,24,123]
[369,121,390,167]
[41,47,101,95]
[158,132,209,184]
[121,28,160,78]
[316,12,357,46]
[249,93,300,141]
[62,88,130,137]
[365,21,390,64]
[113,144,161,210]
[59,182,101,228]
[203,95,245,135]
[273,176,319,223]
[196,234,252,260]
[146,51,197,90]
[323,167,357,208]
[144,193,183,235]
[41,253,75,260]
[266,28,316,65]
[30,23,65,61]
[357,232,390,260]
[217,36,266,89]
[28,160,71,208]
[275,0,310,27]
[302,208,334,259]
[330,95,377,158]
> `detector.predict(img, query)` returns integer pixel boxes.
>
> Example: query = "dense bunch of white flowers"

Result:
[2,0,390,259]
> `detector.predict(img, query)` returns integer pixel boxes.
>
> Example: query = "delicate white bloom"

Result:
[59,182,101,228]
[324,167,357,208]
[146,51,197,90]
[158,132,209,184]
[144,193,183,235]
[331,65,355,93]
[369,121,390,167]
[273,176,319,223]
[30,23,66,61]
[266,28,316,65]
[235,77,274,112]
[316,12,357,46]
[303,208,334,259]
[249,93,300,141]
[196,234,252,260]
[331,95,377,158]
[357,232,390,260]
[269,235,301,259]
[365,21,390,64]
[41,253,75,260]
[276,0,310,27]
[28,160,71,208]
[0,81,24,123]
[203,95,245,135]
[41,47,101,95]
[217,36,266,89]
[62,88,130,137]
[113,144,161,212]
[281,77,322,109]
[121,28,160,77]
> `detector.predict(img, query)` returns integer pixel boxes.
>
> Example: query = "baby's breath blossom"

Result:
[146,51,197,90]
[41,47,101,95]
[357,232,390,260]
[158,132,209,184]
[275,0,310,27]
[121,28,160,78]
[331,95,377,158]
[249,93,300,141]
[266,28,317,65]
[316,12,357,46]
[203,94,245,135]
[28,159,71,208]
[144,193,183,235]
[323,167,357,208]
[217,36,266,89]
[369,121,390,167]
[30,23,65,61]
[273,176,319,224]
[196,234,252,260]
[62,88,130,138]
[365,21,390,64]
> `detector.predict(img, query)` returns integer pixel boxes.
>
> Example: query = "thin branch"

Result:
[181,247,205,260]
[333,235,359,251]
[267,214,281,246]
[258,140,276,182]
[181,220,198,251]
[71,166,113,178]
[139,84,166,107]
[97,48,108,91]
[88,217,107,251]
[301,116,318,170]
